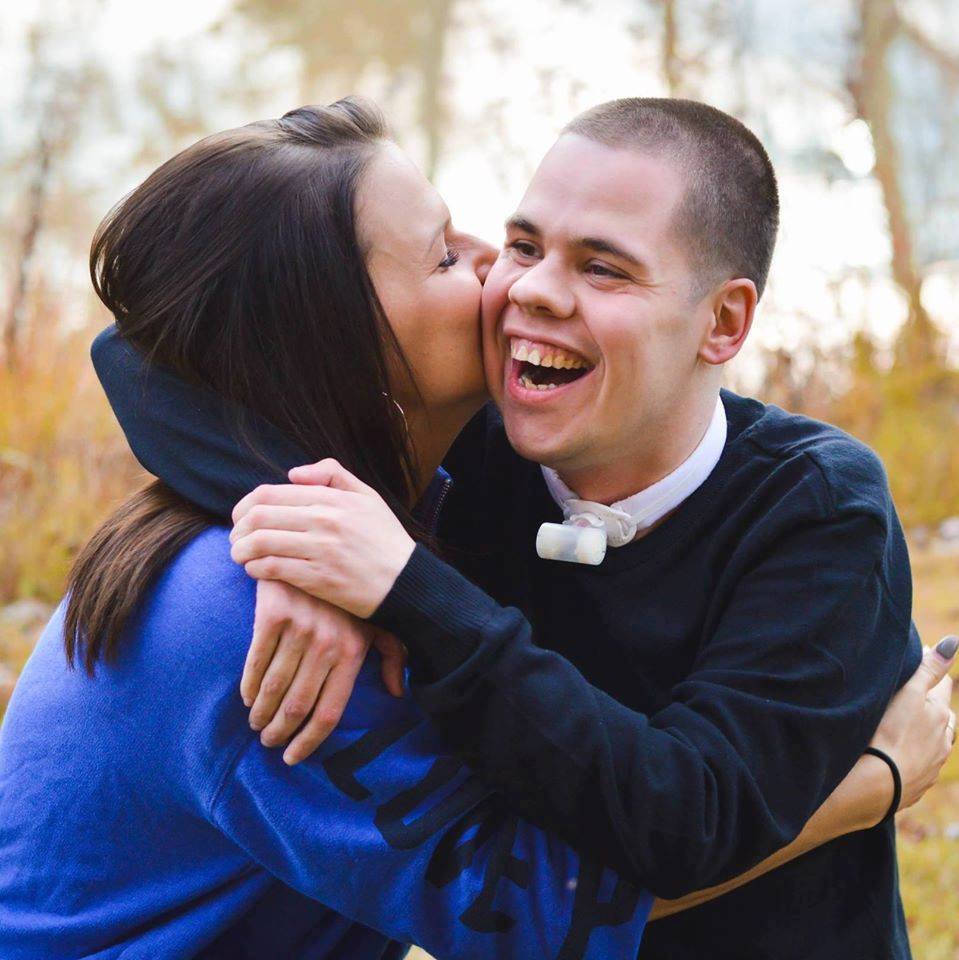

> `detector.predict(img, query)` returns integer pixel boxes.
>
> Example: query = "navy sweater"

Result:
[92,326,920,959]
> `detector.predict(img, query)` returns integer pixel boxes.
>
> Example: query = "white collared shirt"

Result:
[541,396,727,548]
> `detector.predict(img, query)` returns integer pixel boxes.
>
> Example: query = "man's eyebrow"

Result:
[574,236,648,270]
[504,217,648,271]
[504,215,539,235]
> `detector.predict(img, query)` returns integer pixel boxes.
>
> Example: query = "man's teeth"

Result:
[510,340,589,370]
[519,373,558,391]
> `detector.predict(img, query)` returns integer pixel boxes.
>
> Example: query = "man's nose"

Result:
[508,258,574,318]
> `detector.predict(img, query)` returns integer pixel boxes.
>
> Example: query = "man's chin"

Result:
[500,417,570,469]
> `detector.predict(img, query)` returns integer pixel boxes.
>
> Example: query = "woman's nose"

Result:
[467,235,498,284]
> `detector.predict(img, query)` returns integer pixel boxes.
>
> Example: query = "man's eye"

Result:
[508,241,537,258]
[586,263,625,279]
[439,248,460,269]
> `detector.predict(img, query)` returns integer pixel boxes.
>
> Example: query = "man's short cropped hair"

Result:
[564,98,779,298]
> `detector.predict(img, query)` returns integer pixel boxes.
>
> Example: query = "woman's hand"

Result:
[244,579,407,765]
[869,635,957,813]
[789,636,956,840]
[229,459,416,619]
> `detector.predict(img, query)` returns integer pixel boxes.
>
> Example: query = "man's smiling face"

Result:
[481,133,721,500]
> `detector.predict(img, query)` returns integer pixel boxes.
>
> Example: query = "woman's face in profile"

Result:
[357,142,496,422]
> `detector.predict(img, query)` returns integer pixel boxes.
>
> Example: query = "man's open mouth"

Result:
[509,337,594,392]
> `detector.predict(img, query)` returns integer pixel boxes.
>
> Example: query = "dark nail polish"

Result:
[936,635,958,660]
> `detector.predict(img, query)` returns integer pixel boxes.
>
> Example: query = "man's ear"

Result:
[698,278,757,366]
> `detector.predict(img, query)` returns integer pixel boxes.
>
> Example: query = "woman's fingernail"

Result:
[249,716,263,731]
[283,750,299,765]
[935,636,958,660]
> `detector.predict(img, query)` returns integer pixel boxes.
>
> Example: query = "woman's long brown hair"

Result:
[65,97,420,673]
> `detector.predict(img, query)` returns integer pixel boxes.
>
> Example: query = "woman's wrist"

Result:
[863,746,902,826]
[814,753,894,842]
[850,752,896,832]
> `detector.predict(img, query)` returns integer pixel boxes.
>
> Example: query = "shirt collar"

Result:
[541,396,727,548]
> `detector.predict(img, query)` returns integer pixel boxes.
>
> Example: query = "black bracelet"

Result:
[864,746,902,825]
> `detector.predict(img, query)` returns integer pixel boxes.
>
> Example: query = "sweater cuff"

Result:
[370,544,501,678]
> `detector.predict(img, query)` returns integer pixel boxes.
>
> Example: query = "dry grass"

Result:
[0,325,142,602]
[898,546,959,959]
[0,326,143,698]
[0,335,955,954]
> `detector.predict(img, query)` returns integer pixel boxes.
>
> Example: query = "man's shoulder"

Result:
[725,391,892,520]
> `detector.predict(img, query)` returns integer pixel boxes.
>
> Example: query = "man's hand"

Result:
[229,459,417,619]
[870,635,957,812]
[244,580,407,765]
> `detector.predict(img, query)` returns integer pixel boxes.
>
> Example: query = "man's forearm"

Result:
[649,753,890,919]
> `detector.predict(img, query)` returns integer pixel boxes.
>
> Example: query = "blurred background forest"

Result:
[1,0,957,954]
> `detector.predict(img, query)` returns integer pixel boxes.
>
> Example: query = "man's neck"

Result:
[557,391,720,506]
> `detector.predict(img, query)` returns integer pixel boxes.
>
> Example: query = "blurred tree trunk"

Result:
[3,19,69,372]
[233,0,460,179]
[4,128,51,371]
[2,6,112,368]
[659,0,681,96]
[419,0,453,179]
[650,0,729,100]
[852,0,939,367]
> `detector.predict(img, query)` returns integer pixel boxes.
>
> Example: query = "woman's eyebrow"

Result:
[431,216,451,245]
[421,216,451,262]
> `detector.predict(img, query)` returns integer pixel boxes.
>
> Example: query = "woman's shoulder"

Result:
[134,524,256,664]
[164,523,250,589]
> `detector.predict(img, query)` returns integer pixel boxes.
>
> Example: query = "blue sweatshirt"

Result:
[89,325,920,959]
[0,526,652,959]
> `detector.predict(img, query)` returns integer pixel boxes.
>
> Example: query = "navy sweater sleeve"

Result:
[370,479,915,898]
[92,325,302,516]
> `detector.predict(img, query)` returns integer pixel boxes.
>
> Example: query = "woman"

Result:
[0,98,952,960]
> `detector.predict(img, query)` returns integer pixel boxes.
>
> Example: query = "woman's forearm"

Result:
[650,753,890,919]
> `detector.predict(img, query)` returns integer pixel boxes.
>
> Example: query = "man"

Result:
[95,99,921,958]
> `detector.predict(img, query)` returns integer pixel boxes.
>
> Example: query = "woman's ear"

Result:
[699,278,757,366]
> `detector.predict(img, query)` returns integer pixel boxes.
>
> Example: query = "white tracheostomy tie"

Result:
[536,397,728,565]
